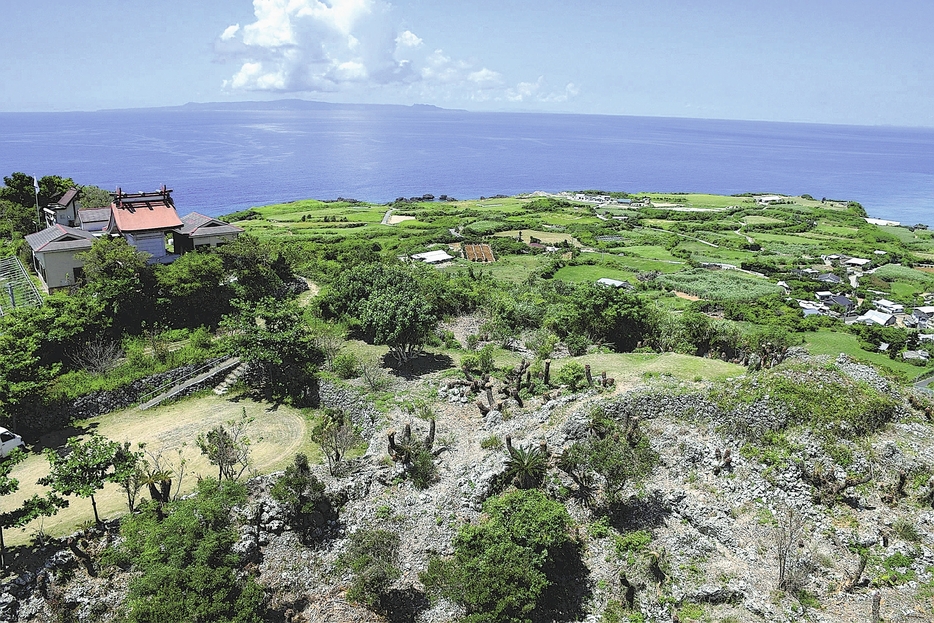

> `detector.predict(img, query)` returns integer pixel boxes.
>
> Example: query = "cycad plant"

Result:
[504,436,548,489]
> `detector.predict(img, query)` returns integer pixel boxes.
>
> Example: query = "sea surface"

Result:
[1,101,932,225]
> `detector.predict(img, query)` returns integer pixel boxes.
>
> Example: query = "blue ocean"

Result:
[1,100,932,225]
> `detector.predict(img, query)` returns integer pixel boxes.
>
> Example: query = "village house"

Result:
[42,188,80,228]
[856,309,896,326]
[874,299,905,314]
[24,225,95,291]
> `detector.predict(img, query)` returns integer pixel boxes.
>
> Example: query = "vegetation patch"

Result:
[657,269,782,301]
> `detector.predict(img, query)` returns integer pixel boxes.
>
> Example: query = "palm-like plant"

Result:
[504,436,548,489]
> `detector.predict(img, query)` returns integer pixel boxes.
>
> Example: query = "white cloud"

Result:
[506,77,580,103]
[396,30,422,48]
[220,24,240,41]
[218,0,580,105]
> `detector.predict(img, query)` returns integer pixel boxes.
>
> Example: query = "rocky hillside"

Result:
[3,351,934,623]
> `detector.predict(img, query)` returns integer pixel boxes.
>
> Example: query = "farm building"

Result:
[411,250,454,264]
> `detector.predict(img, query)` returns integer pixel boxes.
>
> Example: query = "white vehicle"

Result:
[0,428,24,458]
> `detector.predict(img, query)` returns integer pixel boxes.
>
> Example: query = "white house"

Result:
[874,299,905,314]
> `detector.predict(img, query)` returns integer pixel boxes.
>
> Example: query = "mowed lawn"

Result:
[4,394,316,545]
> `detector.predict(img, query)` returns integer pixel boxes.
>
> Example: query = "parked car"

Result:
[0,427,24,458]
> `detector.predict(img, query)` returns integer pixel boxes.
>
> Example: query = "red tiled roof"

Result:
[109,201,183,233]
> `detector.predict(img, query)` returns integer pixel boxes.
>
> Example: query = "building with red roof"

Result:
[105,185,183,262]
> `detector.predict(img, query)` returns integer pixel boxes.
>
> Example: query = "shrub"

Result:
[480,435,503,450]
[332,351,360,379]
[409,448,438,490]
[565,333,591,357]
[337,528,401,611]
[114,479,265,623]
[421,490,573,623]
[555,361,587,391]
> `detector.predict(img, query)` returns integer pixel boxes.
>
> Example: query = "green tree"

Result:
[223,298,321,402]
[0,312,59,429]
[422,489,573,623]
[312,408,358,475]
[39,434,121,525]
[0,173,75,233]
[196,414,252,481]
[0,448,26,568]
[558,409,658,505]
[113,479,265,623]
[110,442,145,513]
[78,184,112,208]
[155,251,231,328]
[216,234,291,301]
[76,236,154,333]
[269,454,329,541]
[321,263,438,364]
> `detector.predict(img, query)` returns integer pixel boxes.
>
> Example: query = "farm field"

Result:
[802,330,925,381]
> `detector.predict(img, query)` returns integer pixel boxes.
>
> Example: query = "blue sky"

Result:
[2,0,932,126]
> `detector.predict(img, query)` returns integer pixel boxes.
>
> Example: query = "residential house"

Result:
[24,224,95,292]
[815,291,833,302]
[856,310,896,326]
[173,212,244,253]
[817,273,843,285]
[844,257,872,268]
[913,306,934,322]
[828,295,855,312]
[106,186,183,262]
[43,188,80,228]
[903,350,930,362]
[874,299,905,314]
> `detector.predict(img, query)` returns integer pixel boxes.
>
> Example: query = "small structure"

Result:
[815,291,833,301]
[913,306,934,322]
[817,273,843,285]
[903,350,930,362]
[77,207,112,233]
[173,212,244,253]
[24,224,95,291]
[755,195,785,205]
[43,188,80,228]
[856,310,896,326]
[845,257,872,268]
[106,186,183,262]
[596,277,633,289]
[411,250,454,264]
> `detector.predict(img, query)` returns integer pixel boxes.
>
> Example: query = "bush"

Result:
[113,479,265,623]
[337,528,401,611]
[555,361,587,391]
[421,490,573,623]
[409,448,438,490]
[332,351,360,379]
[565,333,591,356]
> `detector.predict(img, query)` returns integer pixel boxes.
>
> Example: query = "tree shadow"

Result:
[533,540,590,623]
[606,490,673,532]
[380,586,431,623]
[29,422,98,453]
[385,352,455,380]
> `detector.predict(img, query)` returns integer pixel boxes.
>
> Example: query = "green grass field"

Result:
[802,330,927,380]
